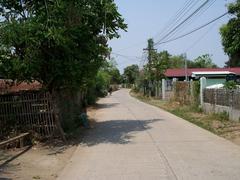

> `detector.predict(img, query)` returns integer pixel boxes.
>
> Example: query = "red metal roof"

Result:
[0,80,42,94]
[165,68,240,77]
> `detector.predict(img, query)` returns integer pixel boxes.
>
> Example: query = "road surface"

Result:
[58,89,240,180]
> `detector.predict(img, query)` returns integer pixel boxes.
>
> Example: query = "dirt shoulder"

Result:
[0,143,76,180]
[0,107,97,180]
[131,91,240,146]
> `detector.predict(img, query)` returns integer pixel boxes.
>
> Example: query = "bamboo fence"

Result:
[0,91,57,140]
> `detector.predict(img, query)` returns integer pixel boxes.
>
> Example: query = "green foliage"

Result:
[0,0,127,92]
[157,53,217,69]
[213,111,229,122]
[169,55,185,68]
[144,39,169,82]
[192,81,200,105]
[0,0,127,132]
[87,58,121,103]
[150,50,169,81]
[224,80,238,89]
[123,64,139,84]
[188,54,218,68]
[95,71,110,97]
[220,0,240,67]
[103,58,122,84]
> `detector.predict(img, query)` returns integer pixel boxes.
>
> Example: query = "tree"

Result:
[0,0,127,132]
[189,54,218,68]
[88,58,121,103]
[0,0,127,91]
[123,65,139,84]
[150,50,170,81]
[103,58,121,84]
[220,0,240,67]
[169,55,185,68]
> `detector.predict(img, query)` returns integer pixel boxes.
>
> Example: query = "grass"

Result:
[131,91,240,143]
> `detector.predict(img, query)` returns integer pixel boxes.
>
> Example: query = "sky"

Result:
[109,0,235,73]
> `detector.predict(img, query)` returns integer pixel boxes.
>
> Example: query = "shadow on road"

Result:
[0,146,31,179]
[94,103,120,109]
[80,118,163,146]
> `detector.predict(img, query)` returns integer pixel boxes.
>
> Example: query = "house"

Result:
[165,68,240,86]
[0,79,42,94]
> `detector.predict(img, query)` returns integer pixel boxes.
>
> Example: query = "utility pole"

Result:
[183,53,188,81]
[143,39,157,96]
[143,39,157,64]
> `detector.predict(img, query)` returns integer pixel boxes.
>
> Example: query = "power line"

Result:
[111,52,143,67]
[153,0,198,40]
[154,0,212,46]
[184,21,218,52]
[162,0,217,43]
[114,0,199,53]
[114,0,198,53]
[111,52,142,60]
[155,0,211,45]
[112,0,212,53]
[156,12,228,45]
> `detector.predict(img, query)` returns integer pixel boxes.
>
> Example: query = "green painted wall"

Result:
[206,78,226,87]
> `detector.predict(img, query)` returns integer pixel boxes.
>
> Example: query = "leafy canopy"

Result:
[0,0,127,91]
[123,64,139,84]
[220,0,240,67]
[188,54,218,68]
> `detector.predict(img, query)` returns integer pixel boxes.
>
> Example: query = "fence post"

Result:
[162,79,166,100]
[155,81,158,98]
[148,81,151,97]
[200,77,207,106]
[190,79,194,104]
[159,80,162,98]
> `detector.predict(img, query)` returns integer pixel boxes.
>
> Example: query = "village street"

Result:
[58,89,240,180]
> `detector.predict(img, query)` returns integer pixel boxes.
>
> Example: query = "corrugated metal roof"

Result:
[165,68,240,77]
[0,80,42,94]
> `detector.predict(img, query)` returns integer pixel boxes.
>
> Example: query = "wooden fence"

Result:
[0,91,57,141]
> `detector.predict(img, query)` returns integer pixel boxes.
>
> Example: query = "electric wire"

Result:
[111,52,142,60]
[162,0,217,43]
[154,0,212,46]
[156,12,228,45]
[114,0,198,53]
[184,21,218,52]
[153,0,198,40]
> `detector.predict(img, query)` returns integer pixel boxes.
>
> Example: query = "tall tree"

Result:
[123,64,139,84]
[151,50,170,80]
[0,0,127,91]
[189,54,218,68]
[220,0,240,67]
[169,55,185,68]
[0,0,127,132]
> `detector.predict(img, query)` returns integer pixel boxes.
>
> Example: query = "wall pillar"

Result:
[162,79,166,100]
[200,77,207,106]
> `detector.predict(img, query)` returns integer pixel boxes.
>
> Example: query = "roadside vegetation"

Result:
[0,0,127,133]
[131,91,240,145]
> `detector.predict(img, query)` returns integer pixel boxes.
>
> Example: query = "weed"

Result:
[213,111,229,122]
[33,176,41,179]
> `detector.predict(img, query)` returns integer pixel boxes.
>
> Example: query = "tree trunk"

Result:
[52,90,67,142]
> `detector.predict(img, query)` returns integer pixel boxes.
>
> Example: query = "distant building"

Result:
[165,68,240,86]
[0,79,42,94]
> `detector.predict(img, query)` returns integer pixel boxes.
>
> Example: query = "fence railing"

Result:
[203,89,240,110]
[0,91,56,140]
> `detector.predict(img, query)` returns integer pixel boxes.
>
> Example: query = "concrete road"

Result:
[58,89,240,180]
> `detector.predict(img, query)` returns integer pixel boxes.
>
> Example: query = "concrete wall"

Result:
[203,103,240,122]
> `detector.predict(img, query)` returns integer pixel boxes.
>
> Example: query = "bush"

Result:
[224,80,237,90]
